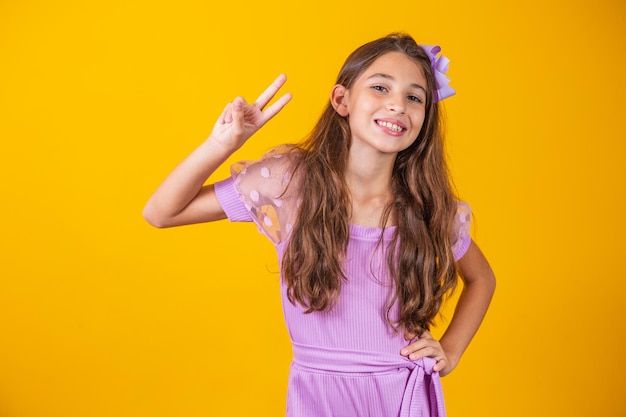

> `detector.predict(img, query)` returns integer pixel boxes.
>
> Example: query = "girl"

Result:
[144,33,495,417]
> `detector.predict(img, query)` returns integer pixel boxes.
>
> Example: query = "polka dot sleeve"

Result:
[214,177,253,222]
[451,202,472,261]
[214,147,301,245]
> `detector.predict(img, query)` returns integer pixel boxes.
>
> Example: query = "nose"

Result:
[386,92,405,114]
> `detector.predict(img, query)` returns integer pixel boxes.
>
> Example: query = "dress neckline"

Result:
[349,223,396,241]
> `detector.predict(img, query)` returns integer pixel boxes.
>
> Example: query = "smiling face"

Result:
[331,51,428,158]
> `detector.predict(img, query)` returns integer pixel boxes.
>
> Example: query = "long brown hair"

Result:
[282,33,459,335]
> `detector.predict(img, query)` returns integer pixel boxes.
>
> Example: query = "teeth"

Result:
[377,120,404,132]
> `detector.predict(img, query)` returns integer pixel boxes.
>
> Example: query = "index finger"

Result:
[258,92,292,126]
[254,74,288,110]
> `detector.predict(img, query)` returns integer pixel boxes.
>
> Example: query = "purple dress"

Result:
[214,148,471,417]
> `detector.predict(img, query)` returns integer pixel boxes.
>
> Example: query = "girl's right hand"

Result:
[209,74,292,152]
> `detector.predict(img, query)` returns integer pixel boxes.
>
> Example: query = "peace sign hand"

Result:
[209,74,292,152]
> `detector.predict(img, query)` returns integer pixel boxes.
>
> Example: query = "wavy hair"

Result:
[282,33,459,335]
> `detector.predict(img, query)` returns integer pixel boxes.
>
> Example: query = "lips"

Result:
[375,119,406,133]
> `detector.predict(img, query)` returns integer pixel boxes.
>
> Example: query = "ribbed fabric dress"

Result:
[214,148,471,417]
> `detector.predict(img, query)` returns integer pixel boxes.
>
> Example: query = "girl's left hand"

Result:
[400,332,454,376]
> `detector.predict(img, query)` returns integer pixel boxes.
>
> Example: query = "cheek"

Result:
[398,135,421,153]
[412,113,426,134]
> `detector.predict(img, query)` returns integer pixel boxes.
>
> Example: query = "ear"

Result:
[330,84,349,117]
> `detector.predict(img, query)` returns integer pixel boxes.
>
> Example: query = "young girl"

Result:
[144,33,495,417]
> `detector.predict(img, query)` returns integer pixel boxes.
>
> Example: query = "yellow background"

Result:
[1,0,624,416]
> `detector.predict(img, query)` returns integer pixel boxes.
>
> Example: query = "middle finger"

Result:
[254,74,288,109]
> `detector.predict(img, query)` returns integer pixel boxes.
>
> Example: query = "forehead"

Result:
[360,51,426,84]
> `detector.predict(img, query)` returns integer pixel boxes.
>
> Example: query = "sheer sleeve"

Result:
[451,202,472,261]
[214,146,301,245]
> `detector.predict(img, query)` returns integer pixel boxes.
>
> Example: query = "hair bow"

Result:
[419,44,455,102]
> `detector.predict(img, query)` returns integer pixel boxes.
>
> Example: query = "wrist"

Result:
[440,339,463,370]
[203,135,239,158]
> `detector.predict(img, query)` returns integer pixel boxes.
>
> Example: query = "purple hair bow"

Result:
[419,44,455,102]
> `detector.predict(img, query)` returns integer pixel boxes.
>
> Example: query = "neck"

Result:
[345,148,396,227]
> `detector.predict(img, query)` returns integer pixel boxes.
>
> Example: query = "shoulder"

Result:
[451,201,472,260]
[454,201,471,222]
[228,145,305,244]
[230,145,305,206]
[232,145,302,185]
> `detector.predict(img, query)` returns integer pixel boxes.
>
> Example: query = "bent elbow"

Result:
[486,267,497,295]
[142,204,172,228]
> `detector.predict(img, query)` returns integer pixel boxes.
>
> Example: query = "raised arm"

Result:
[142,75,292,228]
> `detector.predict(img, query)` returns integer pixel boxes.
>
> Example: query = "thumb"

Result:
[232,97,244,120]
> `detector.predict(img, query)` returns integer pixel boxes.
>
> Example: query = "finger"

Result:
[219,102,232,124]
[259,92,292,125]
[420,331,433,340]
[254,74,288,110]
[400,339,428,356]
[432,358,448,373]
[230,97,245,136]
[404,338,444,359]
[408,346,437,361]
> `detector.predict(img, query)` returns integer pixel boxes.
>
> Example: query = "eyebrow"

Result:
[367,73,426,92]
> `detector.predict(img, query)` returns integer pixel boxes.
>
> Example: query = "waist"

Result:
[292,342,436,375]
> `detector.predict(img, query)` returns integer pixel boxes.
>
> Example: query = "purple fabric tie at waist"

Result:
[292,342,446,417]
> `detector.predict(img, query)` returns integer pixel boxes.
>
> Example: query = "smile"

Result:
[375,120,405,133]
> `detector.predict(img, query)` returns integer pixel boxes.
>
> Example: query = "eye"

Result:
[372,85,388,93]
[408,95,423,104]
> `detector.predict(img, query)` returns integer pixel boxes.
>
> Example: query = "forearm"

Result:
[143,75,291,228]
[399,262,495,377]
[439,275,495,369]
[143,138,233,227]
